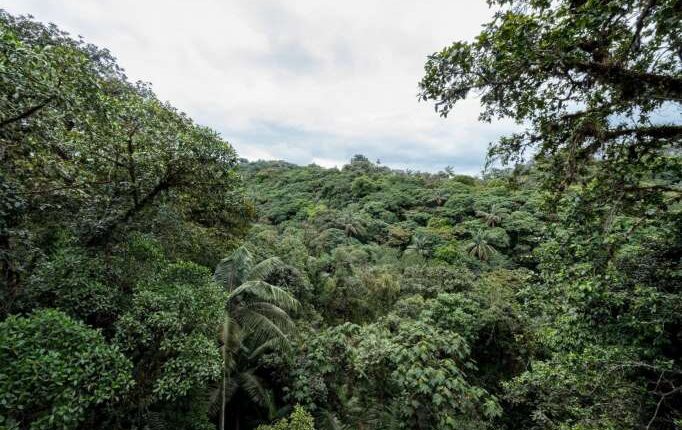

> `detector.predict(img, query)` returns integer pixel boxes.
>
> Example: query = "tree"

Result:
[337,209,367,240]
[19,246,118,325]
[351,175,379,198]
[114,261,226,428]
[288,319,502,430]
[0,309,133,430]
[466,230,497,261]
[430,188,450,207]
[420,0,681,197]
[475,204,509,228]
[504,345,649,429]
[400,265,475,297]
[406,233,434,259]
[213,246,299,430]
[0,12,251,314]
[382,320,502,429]
[421,2,682,426]
[1,11,254,430]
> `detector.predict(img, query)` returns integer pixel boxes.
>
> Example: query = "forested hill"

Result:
[240,156,543,278]
[235,156,679,429]
[232,157,544,426]
[2,1,681,429]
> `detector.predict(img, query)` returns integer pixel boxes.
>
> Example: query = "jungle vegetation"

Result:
[1,0,680,429]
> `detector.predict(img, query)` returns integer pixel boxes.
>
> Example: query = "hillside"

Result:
[232,158,544,427]
[231,156,680,428]
[2,2,681,430]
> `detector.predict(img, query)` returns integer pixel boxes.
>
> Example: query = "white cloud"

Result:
[311,157,344,169]
[3,0,519,174]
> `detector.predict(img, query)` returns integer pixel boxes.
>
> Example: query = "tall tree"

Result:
[420,0,681,197]
[0,12,253,315]
[214,246,299,430]
[421,1,682,427]
[0,11,253,429]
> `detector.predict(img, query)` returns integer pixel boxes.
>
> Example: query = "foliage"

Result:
[0,11,250,430]
[0,309,133,430]
[20,245,119,324]
[420,0,681,201]
[420,0,682,427]
[2,2,680,429]
[238,156,553,428]
[466,230,497,261]
[114,260,225,428]
[213,246,300,429]
[0,10,252,314]
[256,406,315,430]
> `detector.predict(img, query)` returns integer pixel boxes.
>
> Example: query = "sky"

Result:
[3,0,518,174]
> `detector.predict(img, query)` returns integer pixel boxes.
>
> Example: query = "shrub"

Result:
[0,309,133,430]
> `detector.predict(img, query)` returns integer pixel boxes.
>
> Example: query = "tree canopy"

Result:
[1,2,681,429]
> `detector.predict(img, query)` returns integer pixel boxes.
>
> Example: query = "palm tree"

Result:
[431,188,449,207]
[466,230,497,261]
[475,204,509,227]
[338,210,366,240]
[213,246,299,430]
[406,234,432,259]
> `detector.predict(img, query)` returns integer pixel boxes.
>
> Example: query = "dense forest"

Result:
[1,1,680,429]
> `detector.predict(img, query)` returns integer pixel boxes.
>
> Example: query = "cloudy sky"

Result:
[4,0,518,174]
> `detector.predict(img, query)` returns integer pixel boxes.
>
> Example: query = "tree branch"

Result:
[601,124,682,140]
[573,60,682,100]
[85,175,175,247]
[0,97,54,128]
[626,0,657,60]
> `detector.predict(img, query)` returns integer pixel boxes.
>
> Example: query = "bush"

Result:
[0,309,133,430]
[23,247,119,323]
[256,405,315,430]
[115,261,225,402]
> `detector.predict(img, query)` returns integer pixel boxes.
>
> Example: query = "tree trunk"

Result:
[220,315,229,430]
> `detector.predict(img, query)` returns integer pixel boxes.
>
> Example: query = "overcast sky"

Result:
[4,0,518,174]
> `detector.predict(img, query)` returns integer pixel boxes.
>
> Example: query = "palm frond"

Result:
[212,252,300,426]
[361,403,404,430]
[220,314,242,372]
[220,314,243,347]
[224,376,240,404]
[145,411,170,430]
[229,280,300,311]
[244,302,295,331]
[247,336,291,360]
[317,409,348,430]
[237,370,273,409]
[247,256,287,281]
[236,308,290,345]
[214,246,253,290]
